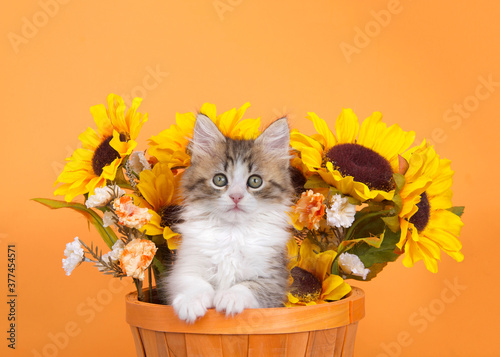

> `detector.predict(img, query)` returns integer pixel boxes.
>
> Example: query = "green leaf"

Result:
[391,193,403,215]
[381,215,400,233]
[393,173,405,192]
[390,173,406,214]
[114,167,134,190]
[304,175,331,189]
[152,257,166,275]
[349,228,401,268]
[448,206,465,217]
[346,211,386,241]
[151,234,166,246]
[337,236,383,254]
[331,259,340,275]
[32,198,117,249]
[346,262,388,282]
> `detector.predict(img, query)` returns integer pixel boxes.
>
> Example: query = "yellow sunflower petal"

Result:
[176,112,196,137]
[402,230,424,268]
[234,102,251,122]
[215,108,237,136]
[125,97,146,139]
[358,111,384,150]
[100,158,122,180]
[156,168,175,207]
[78,127,102,150]
[200,103,217,120]
[54,183,87,202]
[403,227,441,273]
[320,165,395,202]
[447,251,464,263]
[335,108,359,144]
[288,293,300,303]
[299,147,324,172]
[314,250,337,282]
[426,162,454,199]
[427,209,463,237]
[288,211,305,231]
[290,130,324,153]
[397,220,410,250]
[298,239,318,270]
[109,131,137,156]
[233,118,261,140]
[137,170,161,210]
[321,275,351,301]
[106,94,118,124]
[423,225,463,254]
[372,124,415,172]
[111,94,129,136]
[307,112,337,149]
[141,211,164,236]
[423,210,464,254]
[164,228,181,250]
[84,176,107,197]
[286,238,299,269]
[89,104,113,138]
[286,292,300,305]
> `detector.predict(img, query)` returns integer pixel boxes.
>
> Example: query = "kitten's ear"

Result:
[190,114,226,161]
[255,118,290,158]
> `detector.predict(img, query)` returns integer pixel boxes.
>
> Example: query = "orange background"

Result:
[1,1,499,356]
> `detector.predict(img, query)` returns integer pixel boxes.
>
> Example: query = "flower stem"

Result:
[134,278,144,301]
[148,265,153,303]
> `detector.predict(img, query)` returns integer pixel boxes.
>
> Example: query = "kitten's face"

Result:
[182,115,292,222]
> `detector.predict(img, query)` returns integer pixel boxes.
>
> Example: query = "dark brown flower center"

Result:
[92,136,120,177]
[409,192,430,232]
[289,167,307,196]
[160,205,183,228]
[326,143,395,192]
[290,266,322,302]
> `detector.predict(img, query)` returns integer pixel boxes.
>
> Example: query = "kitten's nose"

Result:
[230,193,243,204]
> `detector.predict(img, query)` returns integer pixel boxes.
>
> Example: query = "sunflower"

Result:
[396,141,464,273]
[135,163,183,250]
[286,238,351,306]
[147,102,261,168]
[147,110,195,169]
[54,94,148,202]
[290,109,415,202]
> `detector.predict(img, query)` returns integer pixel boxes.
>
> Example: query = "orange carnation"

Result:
[113,196,152,229]
[291,190,326,230]
[119,239,157,281]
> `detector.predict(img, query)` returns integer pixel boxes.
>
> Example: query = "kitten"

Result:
[162,114,293,323]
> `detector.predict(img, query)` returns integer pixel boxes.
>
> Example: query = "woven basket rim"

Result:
[125,286,365,334]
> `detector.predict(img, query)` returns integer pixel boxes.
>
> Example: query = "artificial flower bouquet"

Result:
[35,94,464,305]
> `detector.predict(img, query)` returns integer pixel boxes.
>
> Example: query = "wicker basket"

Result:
[125,287,365,357]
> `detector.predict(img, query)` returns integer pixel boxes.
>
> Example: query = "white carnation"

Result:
[62,237,84,276]
[98,240,125,271]
[102,211,116,228]
[128,151,151,175]
[338,252,370,280]
[326,194,356,228]
[86,185,126,209]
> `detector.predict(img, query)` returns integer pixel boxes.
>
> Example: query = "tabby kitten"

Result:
[162,114,293,323]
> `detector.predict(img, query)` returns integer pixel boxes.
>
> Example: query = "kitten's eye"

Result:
[213,173,228,187]
[247,175,263,189]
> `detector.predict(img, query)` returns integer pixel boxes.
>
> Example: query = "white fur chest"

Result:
[179,212,289,291]
[201,228,249,290]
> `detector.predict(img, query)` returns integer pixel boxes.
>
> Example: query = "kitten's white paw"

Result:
[214,284,260,317]
[172,285,215,324]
